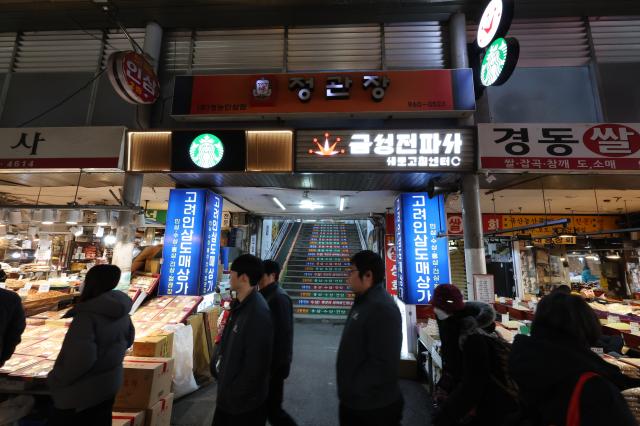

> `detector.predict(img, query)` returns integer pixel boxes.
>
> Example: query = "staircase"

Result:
[282,222,364,320]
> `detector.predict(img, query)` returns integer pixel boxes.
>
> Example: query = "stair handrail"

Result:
[355,221,368,251]
[280,222,304,280]
[266,220,293,260]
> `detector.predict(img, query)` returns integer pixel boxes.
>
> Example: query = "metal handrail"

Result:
[265,220,293,259]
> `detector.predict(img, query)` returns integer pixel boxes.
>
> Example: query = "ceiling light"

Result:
[41,209,55,225]
[606,252,621,260]
[339,196,346,211]
[66,210,81,225]
[11,252,20,259]
[560,257,567,262]
[272,197,286,211]
[558,227,574,238]
[9,210,22,225]
[94,226,105,238]
[96,210,109,226]
[525,241,534,249]
[104,232,117,246]
[73,226,84,237]
[136,213,146,228]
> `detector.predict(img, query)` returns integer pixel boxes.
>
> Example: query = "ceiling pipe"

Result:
[0,204,142,212]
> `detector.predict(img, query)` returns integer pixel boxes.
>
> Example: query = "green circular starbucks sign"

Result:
[480,37,519,87]
[189,133,224,168]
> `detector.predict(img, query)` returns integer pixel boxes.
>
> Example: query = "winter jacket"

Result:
[337,282,402,411]
[47,290,134,411]
[508,326,638,426]
[212,289,274,414]
[0,288,25,366]
[259,282,294,379]
[435,302,519,426]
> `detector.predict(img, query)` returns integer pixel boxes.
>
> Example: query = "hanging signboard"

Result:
[476,0,515,48]
[295,129,474,172]
[0,126,125,171]
[171,69,475,120]
[395,193,450,304]
[107,51,160,105]
[479,123,640,173]
[384,234,398,296]
[479,37,519,87]
[473,274,495,304]
[171,130,247,172]
[159,189,224,296]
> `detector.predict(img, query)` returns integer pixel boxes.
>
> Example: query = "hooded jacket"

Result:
[337,283,402,410]
[48,290,134,411]
[509,327,638,426]
[0,288,25,366]
[436,302,518,426]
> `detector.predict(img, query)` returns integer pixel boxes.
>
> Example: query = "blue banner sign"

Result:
[394,193,450,304]
[201,192,223,295]
[159,189,224,296]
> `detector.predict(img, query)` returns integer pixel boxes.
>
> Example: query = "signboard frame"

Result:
[473,274,495,304]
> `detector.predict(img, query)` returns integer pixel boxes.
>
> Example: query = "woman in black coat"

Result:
[509,292,637,426]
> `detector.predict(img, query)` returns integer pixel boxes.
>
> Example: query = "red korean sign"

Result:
[108,51,160,105]
[479,123,640,173]
[384,234,398,296]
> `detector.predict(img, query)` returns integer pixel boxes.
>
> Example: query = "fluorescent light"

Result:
[11,252,20,259]
[607,252,621,260]
[136,213,146,228]
[66,210,80,225]
[525,241,534,248]
[41,209,55,225]
[339,196,346,211]
[96,210,109,226]
[272,197,286,211]
[104,232,117,246]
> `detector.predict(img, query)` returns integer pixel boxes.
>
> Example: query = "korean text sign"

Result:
[479,123,640,172]
[395,193,451,304]
[159,189,224,296]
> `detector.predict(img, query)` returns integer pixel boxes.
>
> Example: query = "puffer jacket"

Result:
[48,290,134,410]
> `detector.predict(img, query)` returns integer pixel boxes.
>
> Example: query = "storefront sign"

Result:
[107,51,160,105]
[159,189,224,296]
[473,274,495,304]
[533,236,577,245]
[480,37,519,87]
[479,123,640,172]
[201,192,223,295]
[0,127,125,170]
[384,234,398,296]
[295,129,474,172]
[477,0,514,48]
[171,130,246,172]
[395,193,450,304]
[447,213,620,237]
[171,69,475,120]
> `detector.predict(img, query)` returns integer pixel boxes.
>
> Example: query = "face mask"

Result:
[434,307,450,320]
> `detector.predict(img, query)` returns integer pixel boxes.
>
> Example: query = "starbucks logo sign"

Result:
[189,134,224,168]
[480,37,519,87]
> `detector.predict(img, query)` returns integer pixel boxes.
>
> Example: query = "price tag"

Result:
[501,313,510,324]
[499,297,506,304]
[607,315,621,324]
[631,322,640,335]
[38,283,50,293]
[23,283,32,291]
[18,288,29,297]
[591,347,604,355]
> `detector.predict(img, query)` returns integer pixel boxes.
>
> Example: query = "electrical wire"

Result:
[17,68,106,128]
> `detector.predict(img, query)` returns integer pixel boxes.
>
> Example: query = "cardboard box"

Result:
[187,313,212,385]
[202,307,222,356]
[112,410,145,426]
[115,357,175,410]
[133,332,174,358]
[144,393,174,426]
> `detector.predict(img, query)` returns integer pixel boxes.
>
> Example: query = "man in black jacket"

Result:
[259,260,297,426]
[336,250,403,426]
[211,254,274,426]
[0,286,26,367]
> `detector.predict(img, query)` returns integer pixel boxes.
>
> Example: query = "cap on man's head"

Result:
[430,284,464,314]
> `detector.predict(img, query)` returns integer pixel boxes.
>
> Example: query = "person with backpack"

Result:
[432,294,519,426]
[508,291,637,426]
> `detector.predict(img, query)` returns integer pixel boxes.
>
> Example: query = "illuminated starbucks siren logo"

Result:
[480,37,519,87]
[189,133,224,168]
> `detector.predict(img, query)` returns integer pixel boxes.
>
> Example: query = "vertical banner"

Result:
[201,191,224,295]
[395,193,450,304]
[384,234,398,296]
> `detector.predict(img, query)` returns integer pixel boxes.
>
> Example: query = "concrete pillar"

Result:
[450,13,469,69]
[461,174,486,299]
[137,21,163,130]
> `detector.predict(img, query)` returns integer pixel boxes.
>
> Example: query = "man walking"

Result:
[336,250,403,426]
[259,260,297,426]
[211,254,274,426]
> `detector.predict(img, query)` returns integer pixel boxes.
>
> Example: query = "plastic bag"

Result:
[162,323,198,399]
[0,395,34,425]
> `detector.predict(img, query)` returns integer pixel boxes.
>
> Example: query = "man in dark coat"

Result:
[259,259,297,426]
[336,250,403,426]
[0,287,25,366]
[211,254,274,426]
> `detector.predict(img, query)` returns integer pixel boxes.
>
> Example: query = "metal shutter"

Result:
[192,28,284,73]
[101,29,146,69]
[162,30,192,73]
[589,16,640,63]
[15,30,102,73]
[0,33,17,73]
[384,22,447,69]
[468,18,591,67]
[287,25,381,71]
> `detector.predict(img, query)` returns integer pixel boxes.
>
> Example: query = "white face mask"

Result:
[434,307,451,320]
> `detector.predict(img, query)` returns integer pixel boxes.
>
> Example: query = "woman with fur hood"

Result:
[431,284,518,426]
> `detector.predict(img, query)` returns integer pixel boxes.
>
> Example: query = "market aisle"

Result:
[171,321,433,426]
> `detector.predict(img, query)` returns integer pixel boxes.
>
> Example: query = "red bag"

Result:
[566,372,598,426]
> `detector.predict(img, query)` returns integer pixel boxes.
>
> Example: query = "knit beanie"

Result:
[431,284,465,314]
